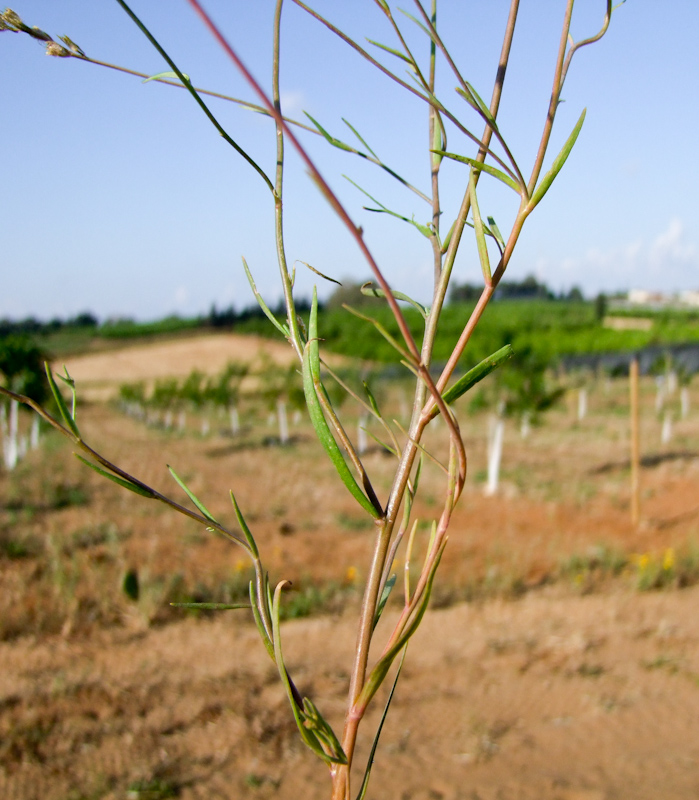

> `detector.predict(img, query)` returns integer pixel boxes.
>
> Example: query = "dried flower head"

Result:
[45,41,70,58]
[1,9,23,28]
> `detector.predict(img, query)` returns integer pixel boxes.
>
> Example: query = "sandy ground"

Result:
[2,587,699,800]
[2,333,699,799]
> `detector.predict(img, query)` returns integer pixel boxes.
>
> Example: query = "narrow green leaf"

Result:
[373,574,397,630]
[468,172,491,284]
[431,345,513,420]
[298,260,342,286]
[250,580,275,660]
[342,305,413,363]
[170,602,249,610]
[57,366,77,420]
[360,282,429,318]
[168,466,218,523]
[304,112,354,152]
[365,428,399,458]
[366,38,412,64]
[342,118,378,158]
[271,581,343,765]
[304,292,382,519]
[528,108,586,211]
[345,176,432,239]
[397,7,434,41]
[75,455,154,498]
[464,81,496,125]
[486,215,506,251]
[142,70,190,84]
[355,647,407,800]
[434,151,521,194]
[45,363,80,438]
[230,491,259,558]
[362,381,381,417]
[440,218,456,254]
[242,257,290,337]
[364,207,432,238]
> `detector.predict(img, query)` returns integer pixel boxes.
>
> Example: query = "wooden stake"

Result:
[630,357,640,527]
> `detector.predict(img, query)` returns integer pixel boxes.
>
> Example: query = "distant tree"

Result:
[0,335,49,404]
[493,274,554,301]
[594,293,607,322]
[448,282,483,304]
[68,311,99,328]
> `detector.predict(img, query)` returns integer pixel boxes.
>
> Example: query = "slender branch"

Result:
[560,0,614,87]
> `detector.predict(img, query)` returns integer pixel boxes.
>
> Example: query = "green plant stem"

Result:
[271,0,304,360]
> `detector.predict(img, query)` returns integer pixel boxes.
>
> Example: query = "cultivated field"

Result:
[2,332,699,799]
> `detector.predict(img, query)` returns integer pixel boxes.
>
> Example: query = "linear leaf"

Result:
[360,282,429,318]
[345,176,432,238]
[342,118,378,158]
[366,38,412,64]
[230,491,259,558]
[304,292,382,519]
[365,428,399,458]
[242,257,290,337]
[397,7,434,41]
[362,381,382,417]
[528,108,586,211]
[297,260,341,286]
[355,646,407,800]
[304,112,354,152]
[486,216,506,251]
[75,455,154,498]
[271,582,345,765]
[373,573,397,630]
[57,367,77,419]
[168,466,218,523]
[142,70,190,84]
[249,580,275,660]
[45,363,80,438]
[343,305,413,363]
[464,81,496,126]
[429,345,513,420]
[434,150,521,194]
[468,172,491,284]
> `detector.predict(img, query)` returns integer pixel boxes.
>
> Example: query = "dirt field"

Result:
[2,334,699,799]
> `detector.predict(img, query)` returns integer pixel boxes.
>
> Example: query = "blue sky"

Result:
[2,1,698,321]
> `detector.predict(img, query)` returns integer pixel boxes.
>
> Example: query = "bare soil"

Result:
[2,333,699,800]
